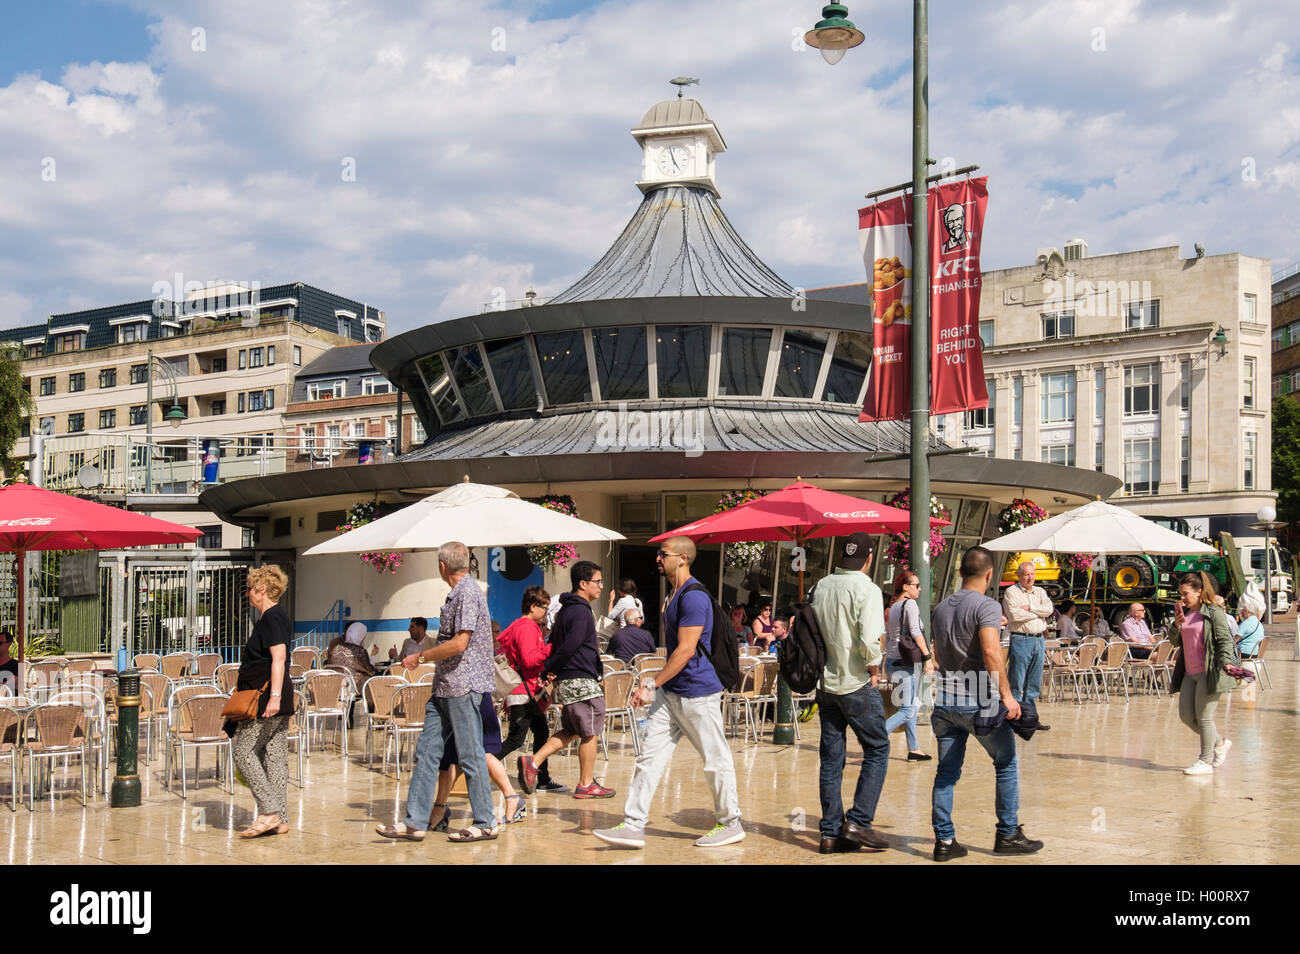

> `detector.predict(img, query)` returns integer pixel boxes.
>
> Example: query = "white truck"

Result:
[1235,539,1293,615]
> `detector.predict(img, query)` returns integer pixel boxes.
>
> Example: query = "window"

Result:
[1124,300,1160,331]
[302,426,316,454]
[1040,372,1075,423]
[1040,444,1075,466]
[362,376,394,396]
[38,416,54,435]
[775,328,828,399]
[822,331,871,404]
[55,332,84,353]
[446,344,496,415]
[265,389,274,410]
[161,324,177,338]
[238,350,247,370]
[212,356,227,373]
[293,346,302,366]
[656,325,710,399]
[1095,441,1105,473]
[719,328,772,397]
[250,347,264,368]
[67,413,84,433]
[412,416,428,444]
[1276,374,1287,397]
[485,337,536,410]
[1274,327,1285,352]
[273,517,290,538]
[1179,360,1191,411]
[316,510,345,533]
[1123,438,1160,495]
[98,409,115,429]
[68,372,85,393]
[242,528,256,548]
[386,417,397,440]
[1041,311,1075,340]
[592,326,649,402]
[129,364,147,385]
[531,330,590,405]
[979,320,995,348]
[1094,368,1104,420]
[39,376,55,396]
[129,405,147,425]
[99,368,116,388]
[1123,363,1159,416]
[210,400,225,416]
[1243,433,1256,490]
[965,377,995,429]
[1012,377,1022,426]
[197,525,222,549]
[366,323,382,343]
[1181,435,1191,492]
[307,380,347,401]
[267,346,275,366]
[248,391,265,412]
[118,323,145,344]
[237,393,245,414]
[337,317,350,336]
[25,342,44,358]
[1243,293,1257,323]
[1243,356,1256,409]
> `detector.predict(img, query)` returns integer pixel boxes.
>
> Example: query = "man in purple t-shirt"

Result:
[593,536,744,850]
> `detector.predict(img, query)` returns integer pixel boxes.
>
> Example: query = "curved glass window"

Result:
[534,330,592,405]
[656,324,710,399]
[416,353,464,424]
[822,330,871,404]
[447,344,496,416]
[593,326,649,401]
[775,329,827,399]
[719,327,772,396]
[484,337,536,411]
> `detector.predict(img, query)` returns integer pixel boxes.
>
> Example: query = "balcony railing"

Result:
[35,432,398,497]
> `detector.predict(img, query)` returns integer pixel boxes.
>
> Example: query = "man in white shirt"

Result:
[1001,561,1054,731]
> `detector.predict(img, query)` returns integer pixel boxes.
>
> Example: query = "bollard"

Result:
[773,674,796,745]
[110,669,142,808]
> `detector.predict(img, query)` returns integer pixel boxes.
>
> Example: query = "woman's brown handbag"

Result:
[221,681,268,722]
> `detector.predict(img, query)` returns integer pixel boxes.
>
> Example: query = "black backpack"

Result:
[780,598,826,694]
[680,581,742,692]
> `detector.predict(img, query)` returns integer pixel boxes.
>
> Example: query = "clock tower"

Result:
[631,97,726,197]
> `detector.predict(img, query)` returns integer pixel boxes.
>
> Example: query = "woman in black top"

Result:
[231,565,294,838]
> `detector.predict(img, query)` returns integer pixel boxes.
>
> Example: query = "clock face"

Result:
[657,144,691,176]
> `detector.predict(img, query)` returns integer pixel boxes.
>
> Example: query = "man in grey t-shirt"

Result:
[928,546,1043,862]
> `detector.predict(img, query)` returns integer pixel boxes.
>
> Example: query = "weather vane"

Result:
[669,76,699,98]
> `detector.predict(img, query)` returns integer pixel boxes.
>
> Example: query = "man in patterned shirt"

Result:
[376,541,498,842]
[518,560,614,799]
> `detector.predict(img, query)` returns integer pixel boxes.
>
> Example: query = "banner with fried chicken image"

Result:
[857,193,913,422]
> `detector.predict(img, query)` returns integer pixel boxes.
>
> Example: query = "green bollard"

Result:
[772,674,796,745]
[111,669,142,808]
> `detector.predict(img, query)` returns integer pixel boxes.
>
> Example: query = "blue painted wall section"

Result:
[486,546,543,629]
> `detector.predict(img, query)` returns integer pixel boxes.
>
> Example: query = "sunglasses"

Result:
[656,550,683,560]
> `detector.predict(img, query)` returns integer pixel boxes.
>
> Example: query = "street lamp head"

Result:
[1257,504,1277,523]
[1211,325,1228,358]
[165,403,186,428]
[804,3,865,65]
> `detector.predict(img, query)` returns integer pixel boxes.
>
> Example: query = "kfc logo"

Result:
[941,202,970,254]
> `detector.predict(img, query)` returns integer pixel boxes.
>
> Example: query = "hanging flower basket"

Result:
[996,498,1094,573]
[524,494,580,570]
[338,500,405,575]
[882,487,950,571]
[714,489,768,571]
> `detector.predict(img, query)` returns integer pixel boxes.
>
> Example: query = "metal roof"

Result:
[550,187,793,303]
[638,98,711,128]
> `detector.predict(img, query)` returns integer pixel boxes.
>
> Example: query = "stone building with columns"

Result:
[813,243,1274,538]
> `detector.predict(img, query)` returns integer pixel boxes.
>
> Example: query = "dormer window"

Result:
[307,380,346,401]
[110,314,151,344]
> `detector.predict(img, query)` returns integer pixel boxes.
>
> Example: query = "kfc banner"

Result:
[857,194,913,422]
[929,177,989,414]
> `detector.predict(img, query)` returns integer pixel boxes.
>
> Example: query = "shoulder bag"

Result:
[896,599,924,666]
[222,681,269,722]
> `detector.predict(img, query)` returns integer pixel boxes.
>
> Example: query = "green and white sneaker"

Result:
[593,823,645,849]
[695,820,746,847]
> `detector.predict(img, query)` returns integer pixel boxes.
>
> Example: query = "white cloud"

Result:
[0,0,1298,332]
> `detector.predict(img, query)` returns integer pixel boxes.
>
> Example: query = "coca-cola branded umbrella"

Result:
[0,483,202,685]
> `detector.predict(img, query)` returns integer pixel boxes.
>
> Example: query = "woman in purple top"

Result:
[1165,572,1239,776]
[751,604,775,647]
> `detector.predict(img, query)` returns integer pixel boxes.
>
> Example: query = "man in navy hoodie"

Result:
[517,560,615,799]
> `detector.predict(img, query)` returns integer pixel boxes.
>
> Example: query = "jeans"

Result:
[402,692,494,830]
[1006,635,1045,704]
[1177,671,1221,762]
[816,684,890,838]
[883,659,921,751]
[622,690,741,831]
[931,705,1019,840]
[499,699,553,786]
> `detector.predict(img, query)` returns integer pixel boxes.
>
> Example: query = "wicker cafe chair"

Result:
[1240,636,1272,690]
[27,660,63,703]
[629,653,657,670]
[215,664,241,694]
[1096,642,1132,702]
[405,663,437,683]
[600,671,638,759]
[65,658,96,675]
[0,706,20,811]
[159,653,191,682]
[362,675,406,768]
[48,689,108,796]
[388,683,434,781]
[302,671,349,757]
[25,703,90,810]
[600,656,628,672]
[291,647,322,670]
[165,693,233,798]
[138,672,175,762]
[193,653,223,685]
[285,689,308,787]
[133,654,160,671]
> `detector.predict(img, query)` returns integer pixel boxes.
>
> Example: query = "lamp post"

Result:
[807,1,933,615]
[144,348,188,494]
[1250,505,1285,625]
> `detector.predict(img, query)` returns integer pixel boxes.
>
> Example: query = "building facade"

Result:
[1271,260,1300,402]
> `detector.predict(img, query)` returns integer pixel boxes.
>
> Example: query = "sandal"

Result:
[375,823,426,841]
[503,794,527,824]
[430,803,451,833]
[240,816,287,839]
[448,825,499,843]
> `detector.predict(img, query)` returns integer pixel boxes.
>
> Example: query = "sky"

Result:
[1,0,1299,334]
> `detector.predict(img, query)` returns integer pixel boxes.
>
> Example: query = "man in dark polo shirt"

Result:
[606,608,656,664]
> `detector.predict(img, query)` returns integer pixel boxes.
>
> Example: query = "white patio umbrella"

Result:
[303,481,625,555]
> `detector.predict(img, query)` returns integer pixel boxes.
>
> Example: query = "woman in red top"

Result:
[496,587,564,792]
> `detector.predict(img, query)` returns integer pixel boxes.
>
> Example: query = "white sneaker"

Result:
[695,820,746,847]
[1212,738,1232,767]
[592,823,645,849]
[1183,760,1214,776]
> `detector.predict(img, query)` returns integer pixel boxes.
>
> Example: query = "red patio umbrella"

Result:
[0,482,202,687]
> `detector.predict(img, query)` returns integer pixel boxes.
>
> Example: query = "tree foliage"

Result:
[0,344,35,481]
[1272,397,1300,548]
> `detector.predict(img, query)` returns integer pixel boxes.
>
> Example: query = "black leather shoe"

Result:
[841,821,888,851]
[907,751,933,761]
[1035,723,1051,732]
[819,836,862,854]
[994,825,1044,855]
[933,838,968,862]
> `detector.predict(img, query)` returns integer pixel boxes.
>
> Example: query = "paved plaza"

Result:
[5,632,1296,866]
